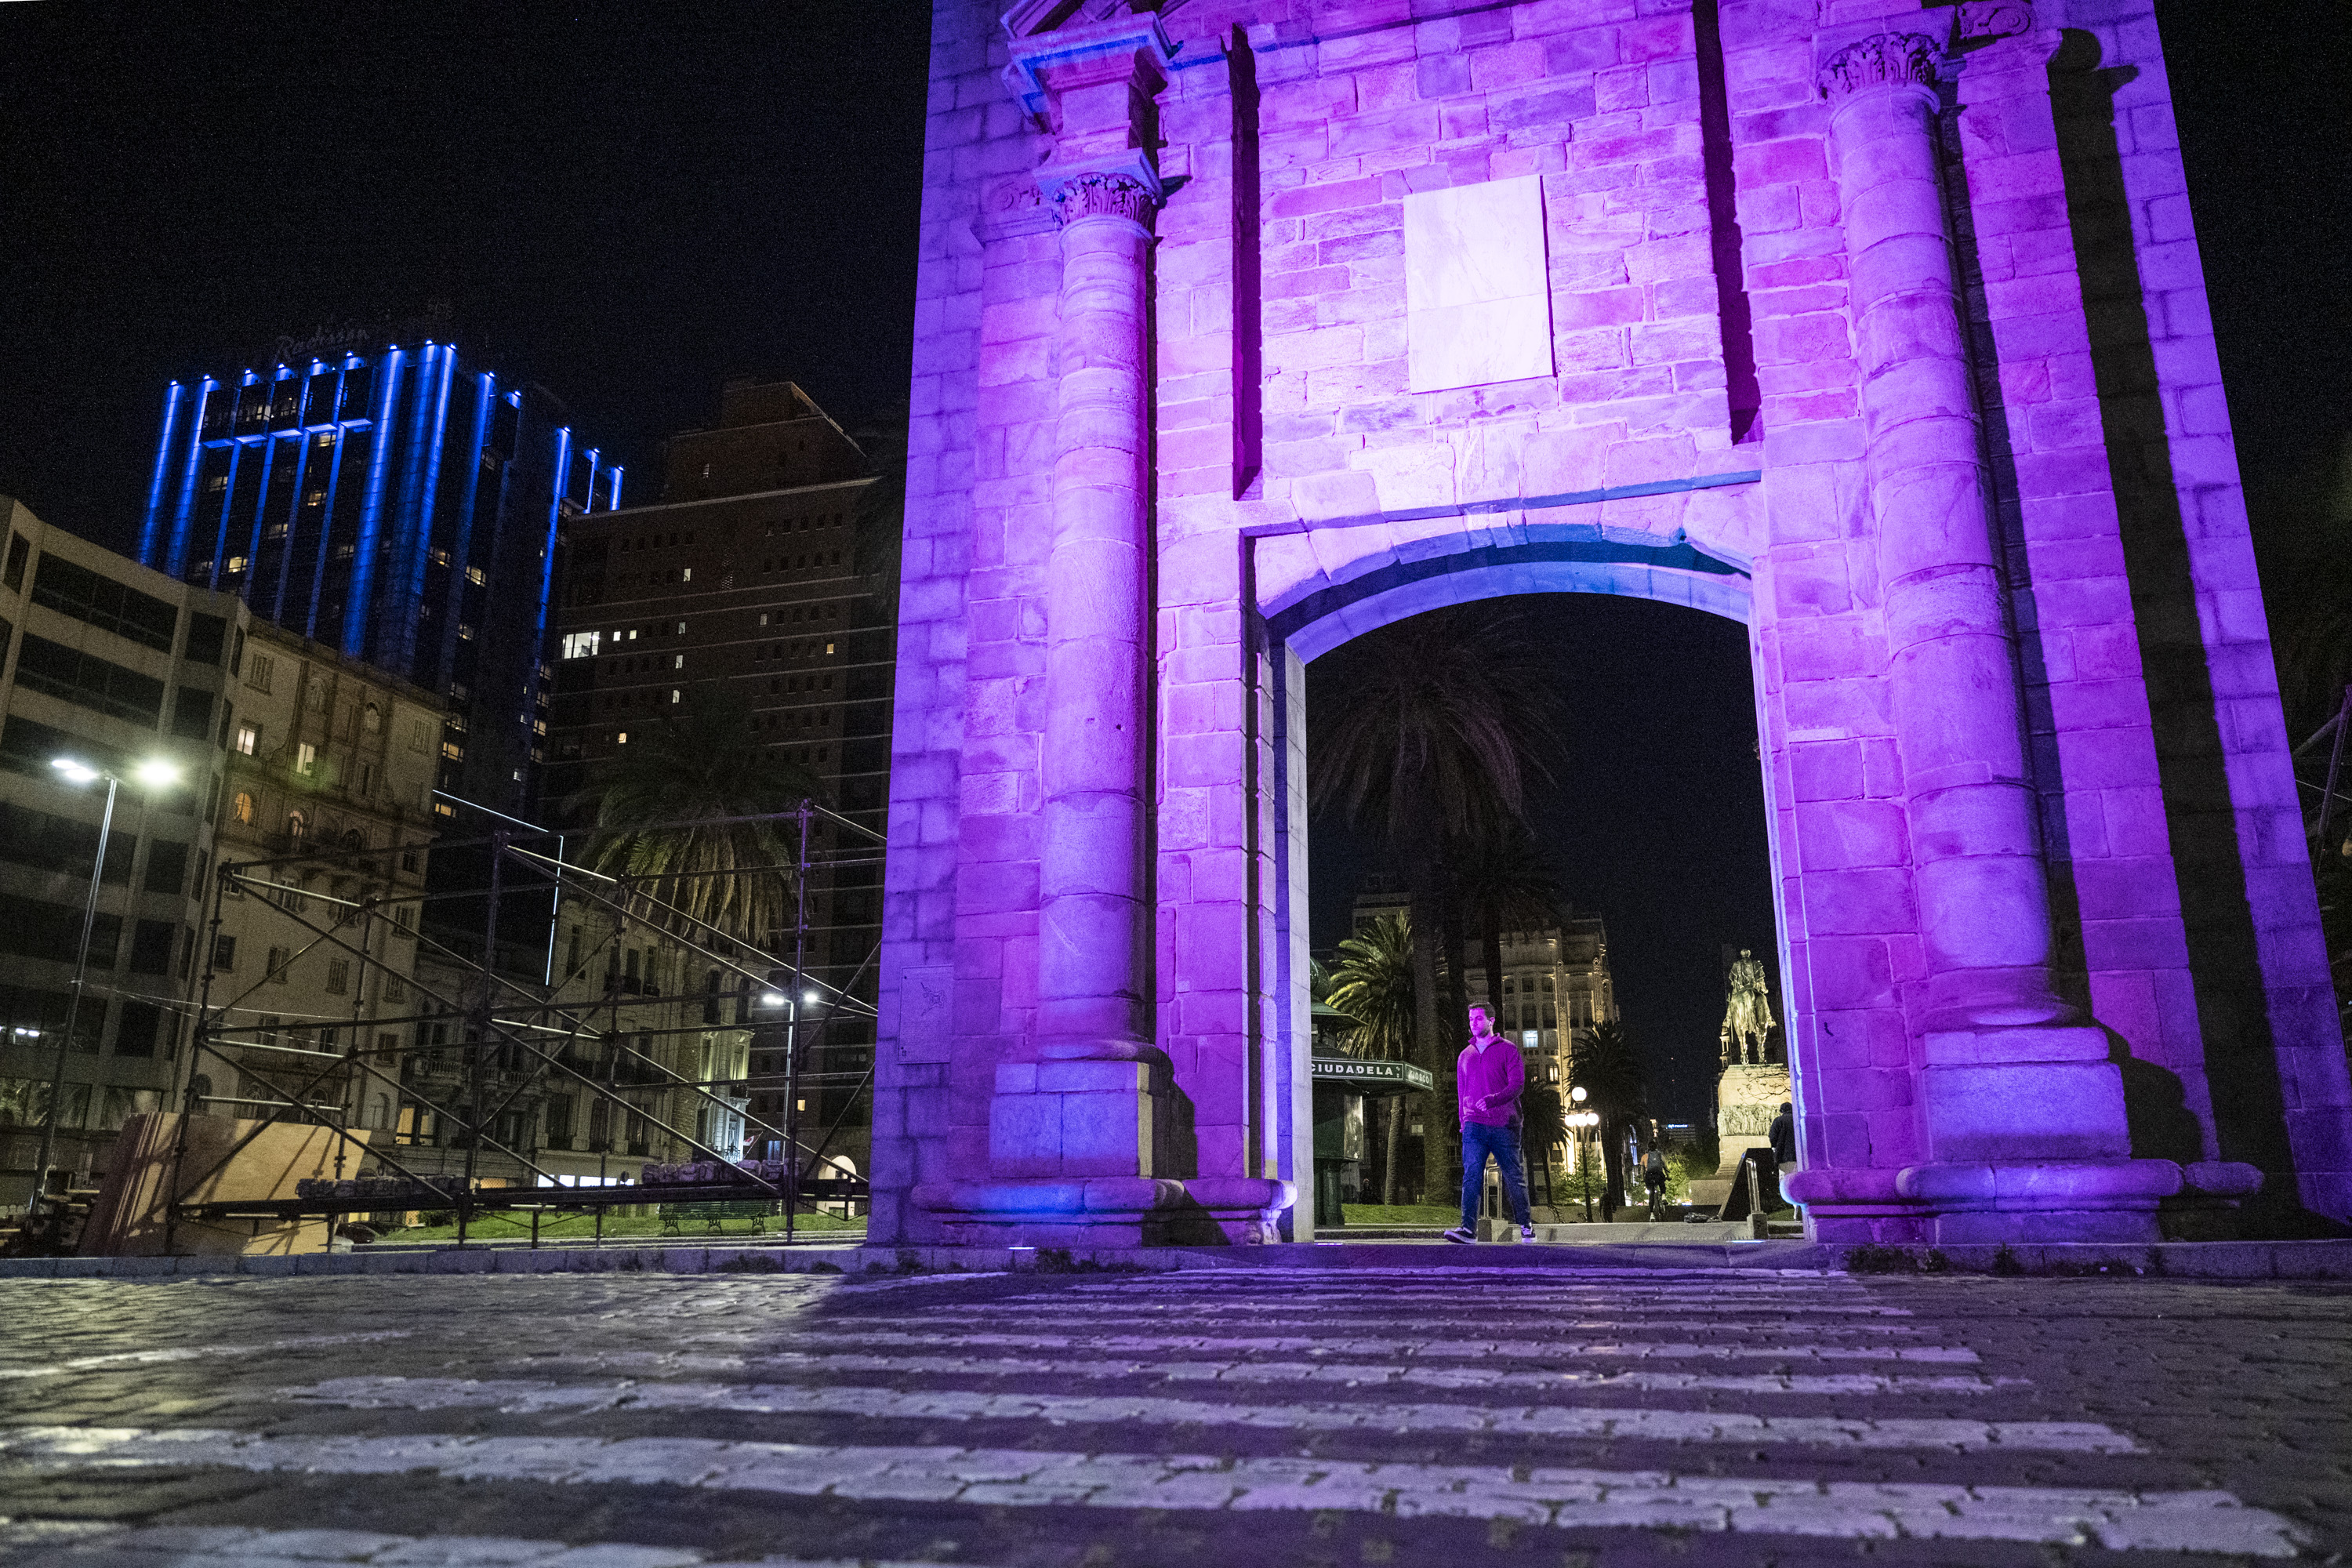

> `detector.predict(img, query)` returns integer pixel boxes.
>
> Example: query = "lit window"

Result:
[232,791,255,824]
[441,741,463,761]
[296,742,317,775]
[457,623,474,641]
[825,642,835,655]
[561,631,601,659]
[681,567,692,583]
[235,724,259,756]
[616,731,629,746]
[670,689,681,704]
[673,654,684,670]
[286,811,307,840]
[466,566,486,586]
[224,555,248,575]
[430,548,452,567]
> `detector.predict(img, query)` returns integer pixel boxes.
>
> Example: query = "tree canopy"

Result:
[570,683,824,959]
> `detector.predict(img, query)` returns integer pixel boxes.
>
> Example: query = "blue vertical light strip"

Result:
[372,342,449,669]
[435,369,498,690]
[267,364,322,625]
[343,347,406,659]
[235,372,289,610]
[203,386,251,593]
[162,379,216,577]
[299,361,354,641]
[609,466,624,512]
[138,383,186,567]
[535,423,573,681]
[385,343,458,680]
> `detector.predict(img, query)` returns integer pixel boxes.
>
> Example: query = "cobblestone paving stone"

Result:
[0,1265,2341,1566]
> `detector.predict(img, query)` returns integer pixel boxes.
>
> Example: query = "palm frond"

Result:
[568,683,825,958]
[1325,911,1416,1062]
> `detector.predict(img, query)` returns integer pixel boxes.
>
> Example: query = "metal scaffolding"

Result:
[157,798,881,1253]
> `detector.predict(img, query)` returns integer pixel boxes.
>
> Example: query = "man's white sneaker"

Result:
[1441,1226,1475,1244]
[1519,1225,1537,1241]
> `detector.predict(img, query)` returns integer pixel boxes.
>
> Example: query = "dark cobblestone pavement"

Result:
[0,1265,2341,1566]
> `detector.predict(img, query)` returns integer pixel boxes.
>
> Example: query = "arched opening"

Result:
[1263,535,1791,1232]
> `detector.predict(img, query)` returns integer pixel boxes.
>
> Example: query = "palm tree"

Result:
[1567,1018,1647,1218]
[1518,1083,1566,1207]
[1324,911,1416,1203]
[572,683,825,962]
[1451,829,1567,1025]
[1311,604,1565,1203]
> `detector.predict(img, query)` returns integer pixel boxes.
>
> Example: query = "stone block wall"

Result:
[869,0,2352,1247]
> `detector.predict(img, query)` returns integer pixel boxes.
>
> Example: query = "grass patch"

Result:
[382,1207,864,1245]
[1331,1203,1459,1228]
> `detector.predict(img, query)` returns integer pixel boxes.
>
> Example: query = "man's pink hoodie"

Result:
[1457,1035,1523,1127]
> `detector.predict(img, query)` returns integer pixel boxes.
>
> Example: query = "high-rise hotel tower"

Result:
[135,326,622,816]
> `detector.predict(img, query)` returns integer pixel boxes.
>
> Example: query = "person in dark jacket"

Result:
[1768,1101,1796,1168]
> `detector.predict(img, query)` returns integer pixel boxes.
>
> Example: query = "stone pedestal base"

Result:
[912,1176,1293,1247]
[1708,1062,1788,1185]
[1686,1178,1733,1210]
[987,1040,1180,1180]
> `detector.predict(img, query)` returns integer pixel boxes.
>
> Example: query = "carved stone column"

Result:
[916,13,1288,1243]
[1803,32,2177,1241]
[1036,162,1159,1059]
[982,151,1172,1187]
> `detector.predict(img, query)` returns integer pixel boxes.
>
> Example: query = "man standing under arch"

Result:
[1444,1004,1536,1244]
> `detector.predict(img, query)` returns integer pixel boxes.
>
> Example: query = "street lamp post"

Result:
[755,982,824,1244]
[1567,1086,1597,1222]
[34,756,182,1226]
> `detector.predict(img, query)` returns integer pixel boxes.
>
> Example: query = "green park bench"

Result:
[658,1200,776,1236]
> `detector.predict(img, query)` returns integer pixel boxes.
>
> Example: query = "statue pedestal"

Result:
[1690,1062,1789,1210]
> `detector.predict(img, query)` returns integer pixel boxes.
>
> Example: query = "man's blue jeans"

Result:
[1459,1120,1533,1232]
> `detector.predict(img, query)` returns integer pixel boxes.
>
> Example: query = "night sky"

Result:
[2,2,2343,1122]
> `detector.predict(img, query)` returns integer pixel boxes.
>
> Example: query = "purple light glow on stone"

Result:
[868,0,2352,1250]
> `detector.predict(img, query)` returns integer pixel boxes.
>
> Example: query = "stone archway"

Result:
[1258,528,1769,1236]
[872,0,2352,1250]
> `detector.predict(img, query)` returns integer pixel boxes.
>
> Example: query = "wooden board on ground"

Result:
[79,1112,376,1258]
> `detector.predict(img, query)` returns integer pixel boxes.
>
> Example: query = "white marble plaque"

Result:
[892,964,954,1063]
[1404,175,1554,394]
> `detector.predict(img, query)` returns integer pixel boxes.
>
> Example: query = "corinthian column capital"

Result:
[1817,32,1943,101]
[1041,152,1163,231]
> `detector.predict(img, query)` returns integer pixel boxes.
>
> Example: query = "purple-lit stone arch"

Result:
[875,0,2352,1250]
[1268,536,1754,661]
[1257,529,1774,1235]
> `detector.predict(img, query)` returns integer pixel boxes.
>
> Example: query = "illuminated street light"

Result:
[32,754,184,1225]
